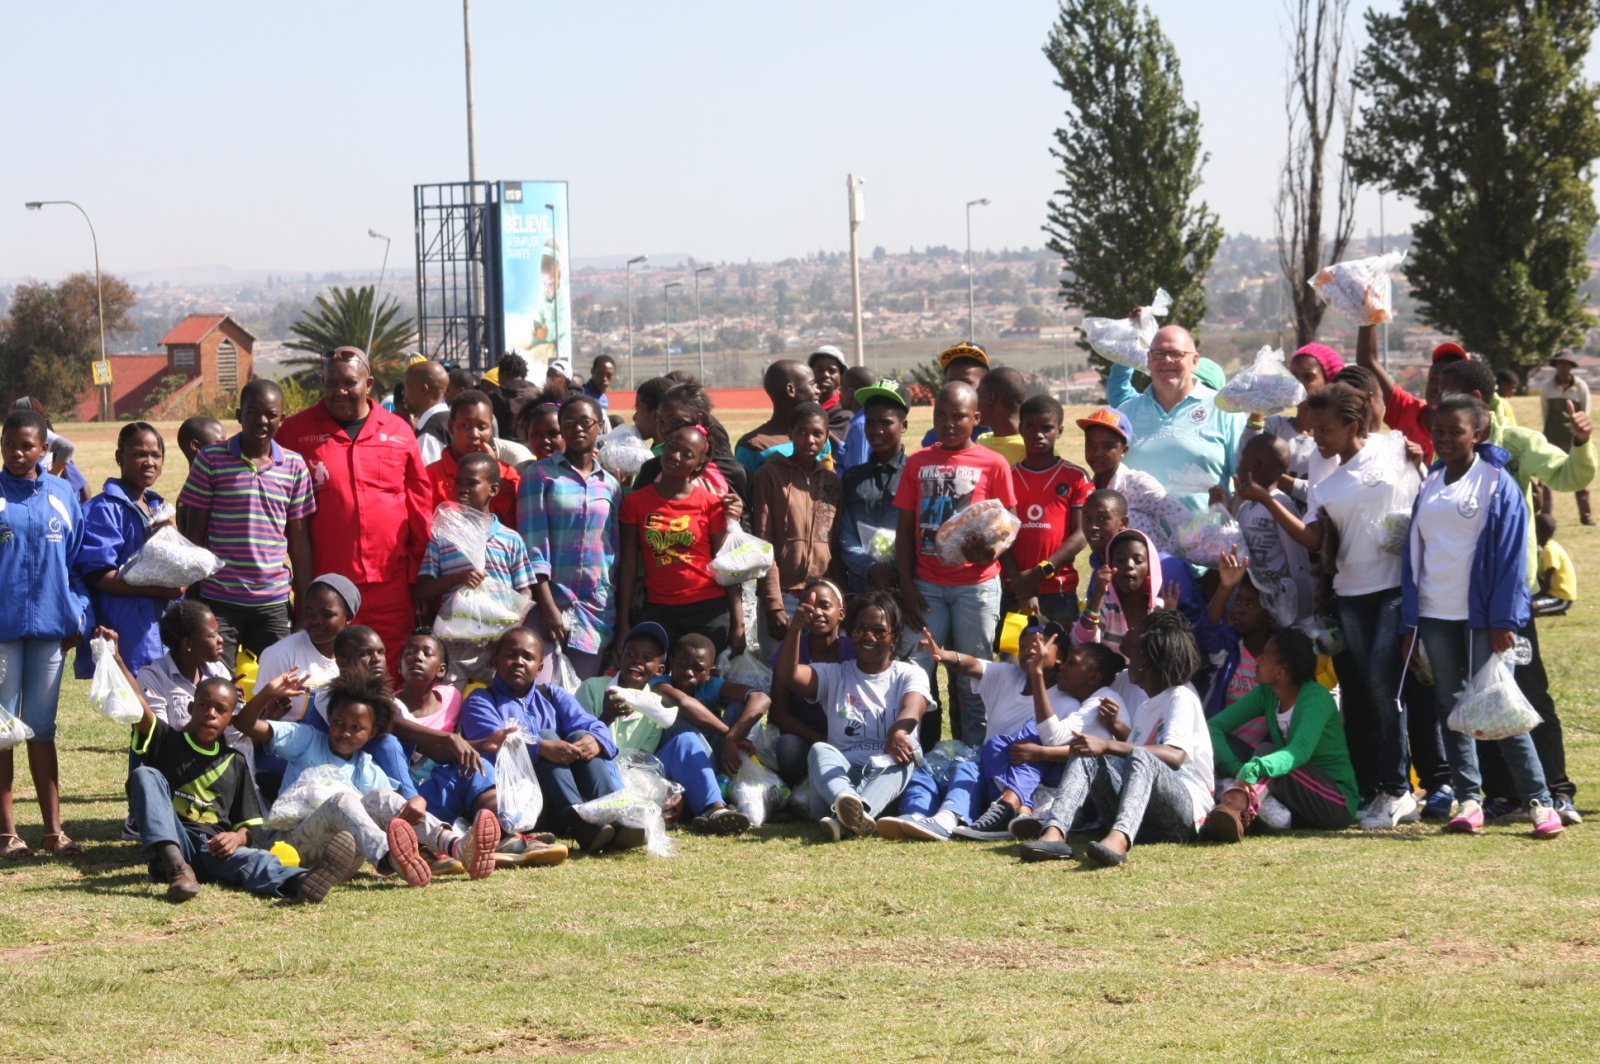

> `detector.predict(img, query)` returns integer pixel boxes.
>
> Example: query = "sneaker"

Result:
[1530,799,1565,839]
[1202,787,1253,843]
[455,807,500,880]
[689,807,751,837]
[1422,785,1457,820]
[1554,797,1582,826]
[1009,815,1045,841]
[574,821,616,854]
[873,816,907,841]
[1482,796,1521,822]
[609,824,648,853]
[294,830,362,903]
[1019,839,1074,862]
[833,793,876,837]
[495,840,570,868]
[951,799,1016,840]
[164,857,201,904]
[1256,795,1293,832]
[819,816,844,842]
[895,814,953,842]
[1359,790,1420,830]
[385,817,433,887]
[1446,799,1484,834]
[430,855,466,876]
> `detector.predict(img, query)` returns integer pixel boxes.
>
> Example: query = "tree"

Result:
[1275,0,1357,348]
[1013,304,1052,329]
[1042,0,1223,362]
[1347,0,1600,368]
[0,272,136,415]
[285,285,417,383]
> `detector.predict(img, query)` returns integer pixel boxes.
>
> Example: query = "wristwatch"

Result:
[1035,560,1057,579]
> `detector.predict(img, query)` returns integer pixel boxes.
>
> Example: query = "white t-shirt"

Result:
[1305,440,1419,596]
[811,660,932,768]
[255,631,340,723]
[1125,684,1214,827]
[974,660,1038,741]
[1414,456,1495,621]
[1237,491,1315,625]
[1038,684,1124,745]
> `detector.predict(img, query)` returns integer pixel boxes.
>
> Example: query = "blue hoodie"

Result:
[1400,443,1529,632]
[0,469,88,642]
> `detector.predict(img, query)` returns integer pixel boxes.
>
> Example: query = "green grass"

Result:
[2,401,1598,1062]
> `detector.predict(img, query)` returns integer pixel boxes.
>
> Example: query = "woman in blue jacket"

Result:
[0,409,89,858]
[74,423,185,682]
[1401,396,1561,839]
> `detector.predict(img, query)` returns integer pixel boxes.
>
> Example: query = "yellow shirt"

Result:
[977,432,1028,466]
[1539,539,1577,601]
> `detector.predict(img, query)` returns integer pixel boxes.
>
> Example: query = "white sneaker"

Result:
[1360,790,1420,830]
[1256,795,1292,831]
[819,816,844,842]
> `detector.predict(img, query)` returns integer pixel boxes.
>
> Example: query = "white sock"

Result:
[932,810,960,831]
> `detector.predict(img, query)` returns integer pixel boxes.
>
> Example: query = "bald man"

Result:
[735,359,820,475]
[404,359,452,465]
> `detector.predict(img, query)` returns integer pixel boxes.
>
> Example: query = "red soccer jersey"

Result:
[1385,386,1434,462]
[892,443,1017,586]
[1010,458,1092,595]
[619,483,728,604]
[276,401,432,584]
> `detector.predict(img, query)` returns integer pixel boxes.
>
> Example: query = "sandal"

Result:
[39,832,83,857]
[0,833,32,860]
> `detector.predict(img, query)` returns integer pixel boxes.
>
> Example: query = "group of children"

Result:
[0,332,1586,902]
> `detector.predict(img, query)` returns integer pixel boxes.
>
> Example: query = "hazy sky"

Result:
[4,1,1593,280]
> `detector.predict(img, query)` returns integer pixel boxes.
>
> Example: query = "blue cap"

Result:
[623,621,670,654]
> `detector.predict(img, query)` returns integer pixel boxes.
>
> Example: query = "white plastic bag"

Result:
[573,750,680,856]
[431,503,493,571]
[494,730,545,833]
[88,637,143,724]
[597,424,655,479]
[609,685,677,728]
[265,763,359,829]
[1170,503,1245,569]
[433,585,531,641]
[0,708,33,750]
[709,528,775,586]
[1310,251,1406,326]
[548,648,581,694]
[1080,288,1171,370]
[934,499,1021,567]
[1447,653,1540,741]
[120,522,223,588]
[718,648,773,692]
[1215,346,1307,414]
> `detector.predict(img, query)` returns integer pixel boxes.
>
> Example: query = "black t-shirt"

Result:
[132,719,262,837]
[335,415,369,441]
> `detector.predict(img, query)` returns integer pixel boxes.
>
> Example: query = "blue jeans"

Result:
[806,743,913,818]
[913,576,1001,747]
[1416,619,1551,806]
[656,719,722,815]
[1335,588,1409,798]
[126,766,301,897]
[897,758,980,820]
[532,729,624,836]
[0,639,65,742]
[418,760,499,825]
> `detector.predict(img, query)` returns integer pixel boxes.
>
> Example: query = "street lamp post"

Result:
[847,174,866,367]
[25,199,107,419]
[366,228,392,355]
[693,265,715,382]
[662,281,683,374]
[625,254,648,387]
[965,197,991,341]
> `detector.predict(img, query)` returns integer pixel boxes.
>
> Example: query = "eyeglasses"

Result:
[1147,348,1194,362]
[559,417,601,430]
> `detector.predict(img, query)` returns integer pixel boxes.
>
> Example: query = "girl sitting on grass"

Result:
[765,578,855,783]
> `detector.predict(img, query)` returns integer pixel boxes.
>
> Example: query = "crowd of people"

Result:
[0,324,1589,903]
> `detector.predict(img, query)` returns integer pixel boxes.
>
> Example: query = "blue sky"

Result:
[3,1,1592,279]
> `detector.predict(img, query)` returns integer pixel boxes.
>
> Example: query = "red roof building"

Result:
[73,313,255,421]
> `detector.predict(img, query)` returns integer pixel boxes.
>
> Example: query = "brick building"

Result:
[73,313,255,421]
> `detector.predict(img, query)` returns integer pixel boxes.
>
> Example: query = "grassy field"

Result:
[1,400,1597,1062]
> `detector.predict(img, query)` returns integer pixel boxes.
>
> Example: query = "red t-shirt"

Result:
[1010,459,1091,595]
[424,451,521,529]
[892,443,1017,586]
[1385,386,1434,462]
[620,483,728,604]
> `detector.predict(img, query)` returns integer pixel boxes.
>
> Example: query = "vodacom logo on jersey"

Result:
[1022,502,1048,529]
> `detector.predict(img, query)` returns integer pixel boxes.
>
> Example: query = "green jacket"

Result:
[1487,393,1596,586]
[1208,681,1358,817]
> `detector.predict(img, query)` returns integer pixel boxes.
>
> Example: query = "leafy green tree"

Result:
[0,272,136,416]
[1347,0,1600,367]
[1042,0,1223,364]
[285,285,416,384]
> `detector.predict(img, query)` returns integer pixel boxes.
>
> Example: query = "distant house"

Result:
[72,313,254,421]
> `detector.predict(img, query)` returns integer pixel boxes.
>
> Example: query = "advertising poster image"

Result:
[499,180,571,369]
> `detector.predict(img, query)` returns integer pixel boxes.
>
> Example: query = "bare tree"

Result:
[1275,0,1357,348]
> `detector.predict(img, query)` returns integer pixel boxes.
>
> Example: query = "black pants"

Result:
[1478,617,1574,801]
[1404,672,1452,793]
[201,597,292,671]
[639,594,732,656]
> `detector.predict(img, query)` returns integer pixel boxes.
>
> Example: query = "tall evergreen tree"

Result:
[1042,0,1223,357]
[1348,0,1600,368]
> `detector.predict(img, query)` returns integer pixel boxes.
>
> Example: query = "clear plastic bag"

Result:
[88,637,143,725]
[0,707,33,750]
[431,503,493,571]
[433,584,530,641]
[718,648,774,692]
[1080,288,1171,370]
[1376,510,1411,555]
[1215,346,1307,414]
[610,685,677,728]
[709,528,775,586]
[921,739,974,785]
[548,648,581,694]
[120,525,223,588]
[934,499,1021,566]
[731,736,789,828]
[494,730,545,833]
[867,526,896,565]
[1170,503,1245,569]
[788,775,815,817]
[597,424,655,479]
[1447,652,1540,741]
[573,750,681,856]
[1310,251,1406,326]
[264,763,359,829]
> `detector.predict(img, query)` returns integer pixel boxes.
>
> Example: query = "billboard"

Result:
[498,180,571,370]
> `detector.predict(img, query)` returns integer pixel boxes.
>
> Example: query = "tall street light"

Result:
[693,265,715,382]
[965,197,991,341]
[625,254,648,386]
[662,281,683,374]
[366,228,392,355]
[25,200,107,419]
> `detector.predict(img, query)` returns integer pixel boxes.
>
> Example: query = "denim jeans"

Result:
[532,729,624,838]
[1416,619,1552,806]
[913,576,1001,747]
[656,719,722,816]
[897,757,980,821]
[806,742,913,818]
[127,766,301,897]
[1334,588,1409,798]
[0,638,65,742]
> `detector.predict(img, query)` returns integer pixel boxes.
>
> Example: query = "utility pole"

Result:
[847,174,866,367]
